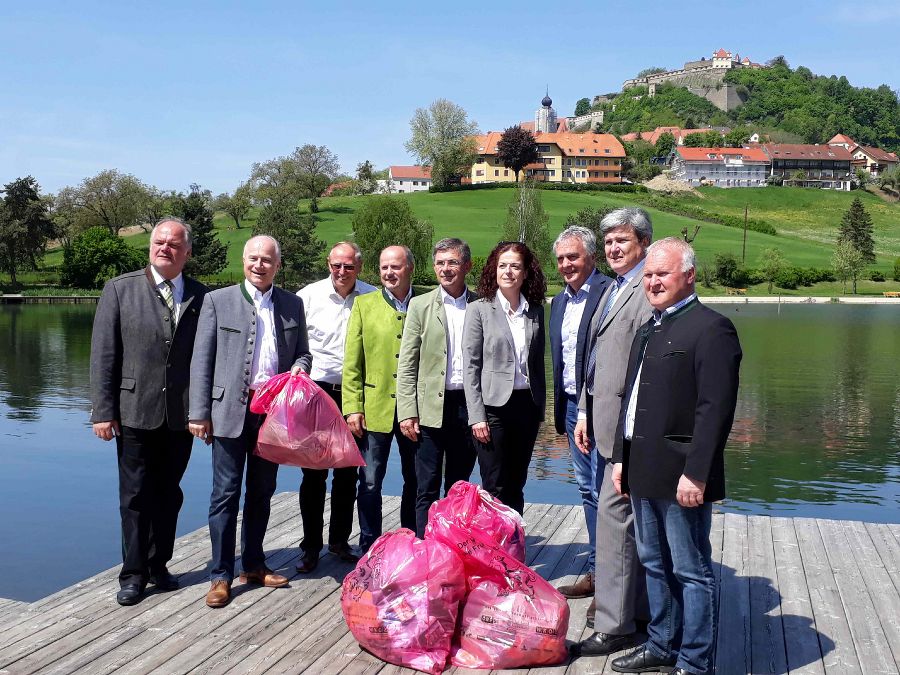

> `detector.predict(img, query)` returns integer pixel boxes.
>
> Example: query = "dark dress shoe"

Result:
[611,644,677,673]
[296,552,319,573]
[329,543,360,563]
[571,631,642,657]
[116,584,145,606]
[149,569,179,591]
[558,572,594,598]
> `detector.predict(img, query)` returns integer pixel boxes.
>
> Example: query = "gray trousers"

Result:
[594,455,650,635]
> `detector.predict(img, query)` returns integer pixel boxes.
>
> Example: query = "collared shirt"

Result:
[497,291,530,390]
[625,292,698,440]
[149,266,184,322]
[298,277,377,384]
[441,287,469,390]
[387,287,413,313]
[560,270,601,395]
[244,280,279,389]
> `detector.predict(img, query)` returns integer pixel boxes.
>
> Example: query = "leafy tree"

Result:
[879,164,899,191]
[854,168,870,188]
[574,98,591,116]
[355,160,378,195]
[757,248,787,293]
[683,130,725,147]
[61,227,144,289]
[250,144,340,211]
[496,126,539,182]
[724,127,751,147]
[253,197,326,287]
[893,257,900,282]
[654,131,676,157]
[636,67,667,78]
[71,169,151,235]
[405,99,478,189]
[766,55,790,69]
[501,180,552,268]
[171,185,228,277]
[216,183,252,229]
[714,252,744,287]
[0,176,57,287]
[564,206,614,275]
[47,187,81,249]
[293,144,340,213]
[141,187,174,232]
[832,239,866,294]
[837,197,875,263]
[350,195,434,285]
[595,83,720,136]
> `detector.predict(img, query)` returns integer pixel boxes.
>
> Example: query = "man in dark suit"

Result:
[549,226,611,599]
[189,235,312,609]
[90,217,207,606]
[609,237,741,675]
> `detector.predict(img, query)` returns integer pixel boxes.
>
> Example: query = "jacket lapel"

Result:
[491,297,516,352]
[271,288,288,360]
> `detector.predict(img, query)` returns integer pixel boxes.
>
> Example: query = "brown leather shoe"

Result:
[558,572,594,598]
[206,580,231,608]
[240,566,289,588]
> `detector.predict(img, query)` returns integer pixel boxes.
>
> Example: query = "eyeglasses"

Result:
[434,259,462,269]
[330,263,356,272]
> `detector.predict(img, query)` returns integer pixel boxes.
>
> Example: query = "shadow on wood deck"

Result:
[1,493,898,674]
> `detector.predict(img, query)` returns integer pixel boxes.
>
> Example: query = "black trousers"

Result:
[474,389,541,515]
[116,424,192,587]
[415,389,477,537]
[299,382,359,555]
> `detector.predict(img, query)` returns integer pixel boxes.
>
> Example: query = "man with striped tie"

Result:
[570,207,654,658]
[90,217,208,606]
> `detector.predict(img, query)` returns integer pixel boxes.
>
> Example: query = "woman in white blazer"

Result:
[462,241,547,514]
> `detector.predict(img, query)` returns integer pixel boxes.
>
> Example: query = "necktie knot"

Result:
[617,276,626,288]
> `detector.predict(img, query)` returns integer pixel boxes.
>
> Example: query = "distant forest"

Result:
[591,60,900,151]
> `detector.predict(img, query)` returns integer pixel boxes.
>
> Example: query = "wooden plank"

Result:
[747,515,788,674]
[816,519,896,674]
[715,512,750,674]
[793,517,861,674]
[842,520,900,671]
[769,517,824,675]
[865,523,900,582]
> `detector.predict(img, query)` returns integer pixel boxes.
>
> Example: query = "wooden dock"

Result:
[1,494,899,674]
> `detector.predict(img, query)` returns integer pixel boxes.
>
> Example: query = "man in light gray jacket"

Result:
[189,235,311,608]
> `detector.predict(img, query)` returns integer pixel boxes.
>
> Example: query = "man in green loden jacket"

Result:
[342,245,418,552]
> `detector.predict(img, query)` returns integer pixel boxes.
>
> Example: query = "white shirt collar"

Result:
[330,278,370,301]
[244,279,274,305]
[388,286,413,311]
[440,286,468,308]
[150,266,183,291]
[564,269,600,299]
[496,290,528,317]
[619,258,645,286]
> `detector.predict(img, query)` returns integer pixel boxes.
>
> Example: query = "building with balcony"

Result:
[379,165,432,193]
[469,131,625,185]
[849,145,898,177]
[761,144,853,190]
[671,147,770,187]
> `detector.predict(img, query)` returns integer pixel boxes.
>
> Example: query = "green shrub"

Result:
[870,270,885,282]
[713,252,743,287]
[743,268,767,285]
[893,257,900,282]
[773,268,800,289]
[430,181,648,194]
[643,194,777,235]
[61,227,145,289]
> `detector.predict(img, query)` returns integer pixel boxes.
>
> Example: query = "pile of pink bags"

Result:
[341,481,569,673]
[249,371,365,469]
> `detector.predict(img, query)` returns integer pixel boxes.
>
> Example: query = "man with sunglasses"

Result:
[294,242,376,573]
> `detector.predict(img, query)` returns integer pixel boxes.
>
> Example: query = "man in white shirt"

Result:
[398,238,478,537]
[295,242,375,573]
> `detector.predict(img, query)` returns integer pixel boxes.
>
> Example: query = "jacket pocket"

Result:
[661,350,687,358]
[663,435,693,455]
[211,385,225,401]
[363,382,376,389]
[219,326,240,333]
[120,378,136,391]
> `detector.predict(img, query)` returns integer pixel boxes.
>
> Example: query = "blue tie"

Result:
[584,276,626,395]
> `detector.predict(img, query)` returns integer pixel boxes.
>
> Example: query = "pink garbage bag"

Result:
[341,529,466,675]
[424,481,526,562]
[249,371,364,469]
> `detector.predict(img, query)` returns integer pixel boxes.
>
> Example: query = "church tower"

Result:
[535,88,557,133]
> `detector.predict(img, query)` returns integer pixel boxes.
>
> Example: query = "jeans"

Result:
[633,497,716,675]
[564,393,597,572]
[357,416,417,552]
[415,389,478,537]
[208,406,278,582]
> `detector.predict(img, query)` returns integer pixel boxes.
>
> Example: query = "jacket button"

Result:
[438,392,443,398]
[165,340,171,345]
[396,334,402,339]
[161,387,166,392]
[395,354,399,358]
[390,393,396,398]
[392,373,397,379]
[397,316,402,320]
[247,349,253,354]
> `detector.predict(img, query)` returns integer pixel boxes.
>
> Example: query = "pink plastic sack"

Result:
[431,520,569,669]
[249,371,364,469]
[424,481,526,562]
[341,529,466,675]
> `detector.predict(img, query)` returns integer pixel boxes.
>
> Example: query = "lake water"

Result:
[1,302,898,601]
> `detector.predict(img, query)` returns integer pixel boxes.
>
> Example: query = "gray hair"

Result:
[599,207,653,243]
[243,235,282,261]
[330,241,363,265]
[433,237,471,264]
[381,245,415,269]
[646,237,696,272]
[553,226,596,257]
[152,216,193,247]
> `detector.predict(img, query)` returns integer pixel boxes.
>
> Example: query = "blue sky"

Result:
[2,1,898,195]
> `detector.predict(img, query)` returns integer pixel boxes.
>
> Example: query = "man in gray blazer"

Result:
[571,207,654,657]
[90,217,207,606]
[189,235,311,609]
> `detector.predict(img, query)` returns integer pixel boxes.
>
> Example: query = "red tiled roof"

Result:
[389,165,432,180]
[519,121,536,132]
[827,133,856,146]
[853,146,899,163]
[473,131,625,158]
[714,48,730,58]
[677,147,769,162]
[762,144,853,160]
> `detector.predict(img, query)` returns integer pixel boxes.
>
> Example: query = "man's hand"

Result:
[400,417,420,442]
[676,474,706,508]
[574,418,591,455]
[347,413,366,439]
[611,462,627,497]
[290,365,303,376]
[92,420,121,442]
[189,419,214,445]
[471,421,491,444]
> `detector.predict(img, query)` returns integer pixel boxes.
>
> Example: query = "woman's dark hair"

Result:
[477,241,547,307]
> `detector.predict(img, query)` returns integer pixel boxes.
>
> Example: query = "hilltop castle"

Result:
[612,49,766,112]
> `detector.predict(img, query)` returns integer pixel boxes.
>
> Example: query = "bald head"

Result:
[243,235,282,291]
[379,245,414,301]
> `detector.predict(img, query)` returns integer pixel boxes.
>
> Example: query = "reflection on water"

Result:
[1,302,899,600]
